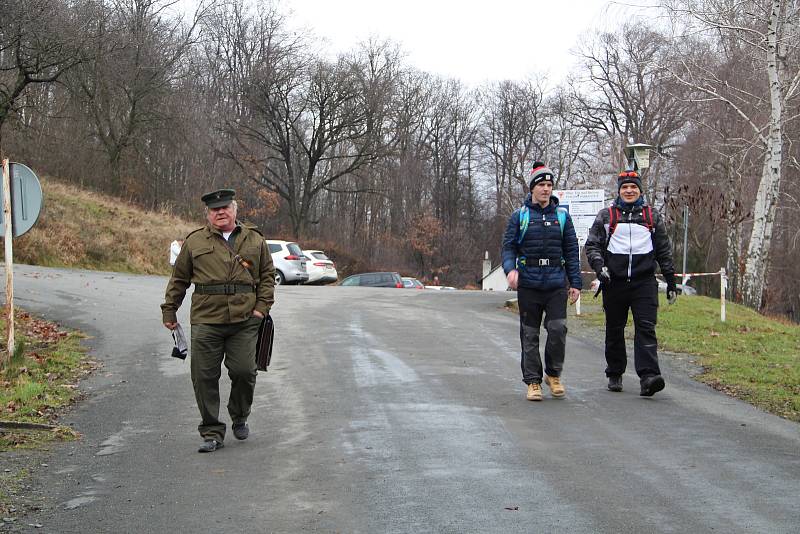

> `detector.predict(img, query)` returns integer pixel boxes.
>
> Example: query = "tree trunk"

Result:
[725,161,742,299]
[726,214,741,301]
[741,0,784,309]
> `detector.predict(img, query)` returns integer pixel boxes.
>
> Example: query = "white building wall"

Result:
[482,266,512,291]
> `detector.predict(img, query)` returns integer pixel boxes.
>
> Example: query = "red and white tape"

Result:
[579,270,723,278]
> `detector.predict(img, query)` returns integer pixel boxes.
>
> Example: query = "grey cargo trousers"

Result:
[518,286,568,385]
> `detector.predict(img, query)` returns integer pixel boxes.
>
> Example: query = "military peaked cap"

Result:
[201,188,236,208]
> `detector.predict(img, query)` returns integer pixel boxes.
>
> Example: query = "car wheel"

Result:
[275,270,284,285]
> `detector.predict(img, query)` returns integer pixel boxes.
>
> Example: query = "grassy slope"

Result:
[577,293,800,422]
[8,178,199,275]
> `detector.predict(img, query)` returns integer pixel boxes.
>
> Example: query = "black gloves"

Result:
[665,274,678,304]
[595,264,611,284]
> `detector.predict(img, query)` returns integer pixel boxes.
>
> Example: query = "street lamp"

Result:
[624,143,653,171]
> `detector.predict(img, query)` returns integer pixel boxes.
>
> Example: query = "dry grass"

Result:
[6,178,199,275]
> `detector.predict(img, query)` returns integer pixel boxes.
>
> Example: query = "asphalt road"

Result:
[5,264,800,533]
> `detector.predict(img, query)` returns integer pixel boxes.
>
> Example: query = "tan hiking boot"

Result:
[545,375,566,398]
[526,383,543,401]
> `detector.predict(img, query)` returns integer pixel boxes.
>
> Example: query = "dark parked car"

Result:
[339,272,404,288]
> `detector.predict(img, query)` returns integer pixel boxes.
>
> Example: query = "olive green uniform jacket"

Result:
[161,223,275,324]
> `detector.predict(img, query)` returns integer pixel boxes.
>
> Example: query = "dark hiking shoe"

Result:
[640,375,665,397]
[232,422,249,440]
[608,375,623,392]
[198,439,224,453]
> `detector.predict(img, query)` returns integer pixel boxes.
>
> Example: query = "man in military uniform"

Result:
[162,189,275,453]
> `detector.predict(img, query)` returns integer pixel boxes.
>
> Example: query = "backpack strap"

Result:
[607,206,620,245]
[642,205,655,232]
[556,207,567,236]
[517,205,530,245]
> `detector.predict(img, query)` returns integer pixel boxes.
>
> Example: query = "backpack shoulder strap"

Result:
[517,205,530,245]
[606,206,620,246]
[642,205,654,232]
[556,207,567,236]
[608,206,619,235]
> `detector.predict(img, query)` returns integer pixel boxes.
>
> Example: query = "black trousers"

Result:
[518,286,568,384]
[602,277,660,379]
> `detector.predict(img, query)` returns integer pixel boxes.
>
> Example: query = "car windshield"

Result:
[311,252,329,260]
[287,243,303,256]
[267,243,282,254]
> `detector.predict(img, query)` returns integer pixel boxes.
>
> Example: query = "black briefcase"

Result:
[255,315,274,371]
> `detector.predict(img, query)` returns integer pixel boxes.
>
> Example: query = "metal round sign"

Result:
[0,162,43,237]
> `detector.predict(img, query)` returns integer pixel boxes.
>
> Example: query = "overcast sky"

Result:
[285,0,626,87]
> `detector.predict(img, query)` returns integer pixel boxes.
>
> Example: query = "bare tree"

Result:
[571,23,692,201]
[417,77,482,281]
[0,0,89,146]
[69,0,205,195]
[478,79,548,217]
[664,0,800,308]
[225,23,392,236]
[543,88,597,189]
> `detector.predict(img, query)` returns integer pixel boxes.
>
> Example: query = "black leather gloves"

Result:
[596,265,611,284]
[665,274,678,304]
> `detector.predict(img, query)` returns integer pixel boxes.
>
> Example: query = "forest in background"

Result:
[1,0,799,318]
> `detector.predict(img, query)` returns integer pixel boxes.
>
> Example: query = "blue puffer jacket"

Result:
[502,195,582,290]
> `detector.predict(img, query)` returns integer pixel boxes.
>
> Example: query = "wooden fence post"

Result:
[719,267,727,323]
[2,158,14,365]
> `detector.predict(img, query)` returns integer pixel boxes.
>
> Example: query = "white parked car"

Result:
[658,280,697,296]
[302,249,338,284]
[266,240,308,285]
[401,277,424,289]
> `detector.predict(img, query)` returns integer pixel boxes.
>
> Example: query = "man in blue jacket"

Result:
[502,162,582,401]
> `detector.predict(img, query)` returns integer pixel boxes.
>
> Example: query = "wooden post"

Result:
[2,158,13,364]
[720,267,727,323]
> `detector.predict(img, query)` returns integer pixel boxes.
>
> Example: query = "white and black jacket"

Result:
[584,199,676,283]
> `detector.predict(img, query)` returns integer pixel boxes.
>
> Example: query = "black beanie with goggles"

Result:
[617,170,642,193]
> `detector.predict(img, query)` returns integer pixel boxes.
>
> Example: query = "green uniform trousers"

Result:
[190,316,260,441]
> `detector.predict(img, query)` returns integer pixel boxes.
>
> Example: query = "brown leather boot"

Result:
[526,383,543,401]
[545,375,566,398]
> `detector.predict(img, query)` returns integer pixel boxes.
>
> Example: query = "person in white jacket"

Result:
[584,170,677,397]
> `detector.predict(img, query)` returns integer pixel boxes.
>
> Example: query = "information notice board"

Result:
[553,189,607,247]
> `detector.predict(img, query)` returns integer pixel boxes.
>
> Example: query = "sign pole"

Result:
[2,158,14,364]
[576,244,582,316]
